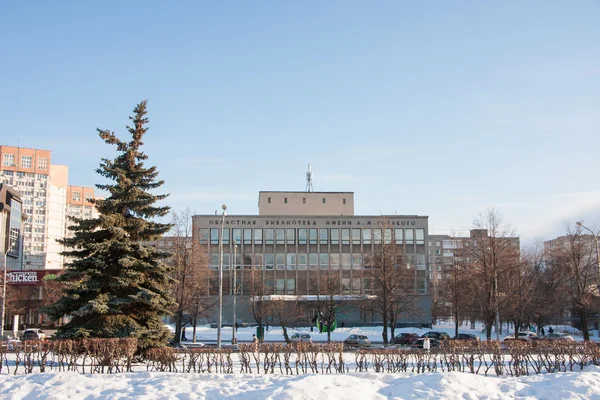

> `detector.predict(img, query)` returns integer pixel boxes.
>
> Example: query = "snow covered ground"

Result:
[2,368,600,399]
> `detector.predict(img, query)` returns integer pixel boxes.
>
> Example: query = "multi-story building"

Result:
[0,146,68,270]
[429,231,521,320]
[192,190,433,326]
[65,185,100,236]
[1,183,24,270]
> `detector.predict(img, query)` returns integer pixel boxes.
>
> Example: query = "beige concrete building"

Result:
[65,185,100,237]
[193,190,432,327]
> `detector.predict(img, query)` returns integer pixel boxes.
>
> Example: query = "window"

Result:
[255,229,263,245]
[72,192,81,202]
[276,228,285,244]
[232,228,241,245]
[322,198,326,204]
[341,228,350,245]
[352,253,363,269]
[416,229,425,245]
[254,253,263,268]
[286,228,295,245]
[373,228,382,244]
[352,228,361,245]
[303,198,306,204]
[243,228,252,245]
[319,253,329,269]
[341,253,351,269]
[286,253,296,269]
[298,253,307,270]
[330,253,340,269]
[395,229,403,244]
[319,228,328,245]
[298,228,307,245]
[405,229,414,245]
[268,197,271,203]
[3,153,15,166]
[284,198,287,204]
[265,254,275,269]
[385,229,392,244]
[309,228,318,245]
[276,253,285,269]
[222,228,230,245]
[343,198,346,205]
[436,241,441,247]
[198,229,209,244]
[265,229,274,244]
[363,228,372,245]
[330,228,339,245]
[287,279,296,294]
[38,157,48,170]
[21,155,32,168]
[309,253,318,269]
[210,228,219,245]
[276,279,285,294]
[222,253,230,269]
[209,254,219,269]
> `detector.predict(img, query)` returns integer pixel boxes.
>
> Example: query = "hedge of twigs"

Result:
[2,339,600,376]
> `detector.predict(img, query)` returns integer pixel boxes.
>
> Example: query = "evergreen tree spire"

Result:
[45,100,174,349]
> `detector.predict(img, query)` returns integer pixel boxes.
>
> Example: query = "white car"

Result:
[290,333,312,343]
[502,332,538,342]
[540,333,574,342]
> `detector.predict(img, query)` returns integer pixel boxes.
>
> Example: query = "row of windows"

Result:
[208,252,426,270]
[2,154,48,170]
[268,197,347,205]
[201,228,426,246]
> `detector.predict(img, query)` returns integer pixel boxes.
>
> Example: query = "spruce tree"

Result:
[45,100,174,349]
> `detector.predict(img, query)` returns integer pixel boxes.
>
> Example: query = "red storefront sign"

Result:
[6,270,62,286]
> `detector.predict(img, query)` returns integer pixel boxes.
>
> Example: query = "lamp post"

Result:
[1,244,14,339]
[232,239,237,345]
[217,204,227,349]
[576,222,600,278]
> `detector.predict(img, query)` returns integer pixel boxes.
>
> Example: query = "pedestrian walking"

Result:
[252,334,259,351]
[181,327,187,341]
[540,326,545,336]
[549,326,554,334]
[423,337,431,353]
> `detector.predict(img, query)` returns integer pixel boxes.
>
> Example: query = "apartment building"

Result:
[65,185,100,236]
[192,190,433,326]
[0,146,68,270]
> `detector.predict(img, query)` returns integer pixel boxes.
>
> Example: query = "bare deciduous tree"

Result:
[462,209,520,340]
[545,226,600,341]
[312,272,341,343]
[248,268,270,341]
[364,230,418,344]
[169,209,213,344]
[270,296,302,343]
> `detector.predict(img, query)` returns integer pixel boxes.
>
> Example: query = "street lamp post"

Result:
[1,244,14,339]
[217,204,227,349]
[232,240,237,345]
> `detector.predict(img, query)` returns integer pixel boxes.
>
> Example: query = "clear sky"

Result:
[1,1,599,244]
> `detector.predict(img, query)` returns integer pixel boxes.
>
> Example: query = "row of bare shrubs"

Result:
[2,339,600,376]
[0,338,138,375]
[355,340,600,376]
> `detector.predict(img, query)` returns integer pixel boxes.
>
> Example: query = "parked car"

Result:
[22,329,46,341]
[395,333,420,345]
[421,331,450,341]
[502,332,538,342]
[290,333,312,343]
[411,338,440,349]
[454,333,480,341]
[540,333,574,342]
[344,335,370,347]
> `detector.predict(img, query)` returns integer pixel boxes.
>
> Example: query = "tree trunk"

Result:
[513,319,520,339]
[580,307,590,341]
[192,317,197,343]
[485,321,492,340]
[282,326,290,343]
[327,329,331,343]
[174,309,184,344]
[454,308,459,339]
[390,322,396,344]
[382,315,389,344]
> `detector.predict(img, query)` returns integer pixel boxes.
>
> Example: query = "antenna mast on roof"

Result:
[305,163,314,192]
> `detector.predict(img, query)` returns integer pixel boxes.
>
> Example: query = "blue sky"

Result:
[1,1,599,243]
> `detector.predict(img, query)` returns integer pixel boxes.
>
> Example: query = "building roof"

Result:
[259,191,354,194]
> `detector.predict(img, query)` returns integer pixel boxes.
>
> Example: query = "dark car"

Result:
[22,329,46,341]
[395,333,419,345]
[421,331,450,341]
[411,338,440,349]
[455,333,480,341]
